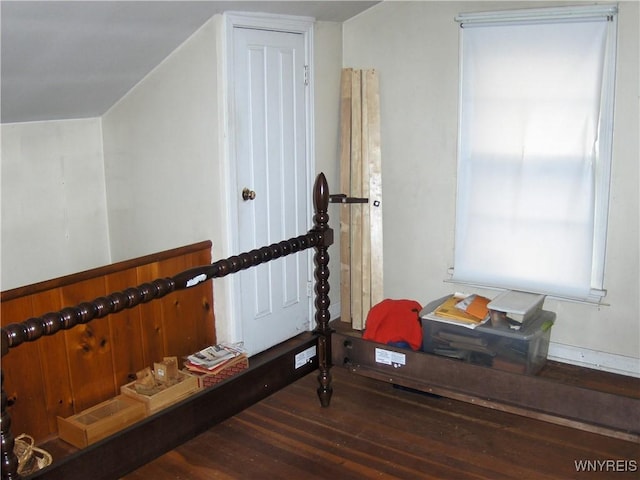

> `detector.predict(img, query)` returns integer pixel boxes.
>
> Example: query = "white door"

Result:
[230,18,313,355]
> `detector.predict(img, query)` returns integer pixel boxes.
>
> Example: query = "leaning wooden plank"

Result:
[365,69,384,308]
[350,69,364,330]
[360,70,372,326]
[339,68,353,324]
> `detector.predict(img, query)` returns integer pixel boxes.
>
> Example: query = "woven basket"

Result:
[14,434,52,476]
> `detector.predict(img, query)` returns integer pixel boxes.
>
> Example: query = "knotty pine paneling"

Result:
[1,241,215,443]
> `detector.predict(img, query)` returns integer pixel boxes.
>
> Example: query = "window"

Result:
[452,5,618,302]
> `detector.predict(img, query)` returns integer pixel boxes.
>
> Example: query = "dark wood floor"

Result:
[123,366,639,480]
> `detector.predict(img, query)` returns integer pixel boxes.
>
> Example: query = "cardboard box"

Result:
[57,395,146,449]
[421,301,555,375]
[120,370,199,415]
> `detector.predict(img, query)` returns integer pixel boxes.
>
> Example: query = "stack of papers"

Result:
[422,294,491,329]
[184,343,247,375]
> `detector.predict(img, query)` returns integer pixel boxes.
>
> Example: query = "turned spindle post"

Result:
[312,172,334,407]
[1,362,19,480]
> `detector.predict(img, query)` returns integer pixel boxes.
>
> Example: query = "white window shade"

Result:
[452,6,617,302]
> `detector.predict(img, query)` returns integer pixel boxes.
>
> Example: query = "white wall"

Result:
[3,2,636,374]
[313,20,344,320]
[0,118,111,289]
[102,16,232,339]
[342,1,639,373]
[102,17,220,262]
[102,16,344,341]
[1,14,344,338]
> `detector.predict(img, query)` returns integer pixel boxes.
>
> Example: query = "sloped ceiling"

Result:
[1,1,378,123]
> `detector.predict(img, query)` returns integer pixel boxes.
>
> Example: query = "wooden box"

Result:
[185,356,249,389]
[120,371,199,415]
[57,395,146,449]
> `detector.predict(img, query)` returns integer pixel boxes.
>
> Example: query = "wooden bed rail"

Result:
[0,173,334,479]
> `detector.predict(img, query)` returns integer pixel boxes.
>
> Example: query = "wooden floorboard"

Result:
[123,367,639,480]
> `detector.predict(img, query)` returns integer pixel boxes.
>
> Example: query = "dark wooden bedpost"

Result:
[0,174,336,478]
[312,173,334,407]
[1,335,19,479]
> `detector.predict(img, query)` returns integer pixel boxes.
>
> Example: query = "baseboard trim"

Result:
[548,342,640,378]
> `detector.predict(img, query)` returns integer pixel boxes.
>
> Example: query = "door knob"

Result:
[242,188,256,201]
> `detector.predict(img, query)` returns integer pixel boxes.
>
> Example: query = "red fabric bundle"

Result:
[362,299,423,351]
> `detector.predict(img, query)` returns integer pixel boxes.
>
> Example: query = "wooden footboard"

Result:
[0,173,334,479]
[1,241,216,444]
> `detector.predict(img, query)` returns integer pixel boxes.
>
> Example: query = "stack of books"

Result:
[423,291,546,331]
[422,294,491,329]
[184,343,248,387]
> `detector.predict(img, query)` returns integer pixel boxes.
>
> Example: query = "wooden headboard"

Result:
[0,173,334,479]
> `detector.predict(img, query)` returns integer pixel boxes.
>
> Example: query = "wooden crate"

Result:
[185,357,249,389]
[120,371,199,415]
[57,395,146,449]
